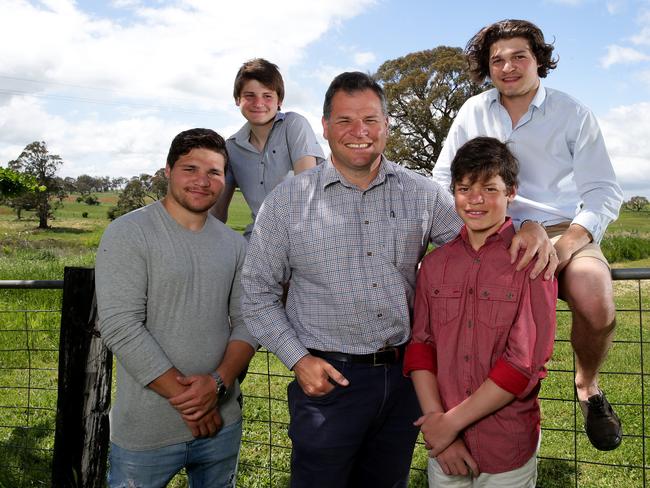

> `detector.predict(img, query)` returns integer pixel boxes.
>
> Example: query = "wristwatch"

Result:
[210,371,227,401]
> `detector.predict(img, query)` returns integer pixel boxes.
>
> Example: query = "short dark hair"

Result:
[233,58,285,103]
[166,128,228,169]
[323,71,387,120]
[465,19,558,84]
[450,137,518,194]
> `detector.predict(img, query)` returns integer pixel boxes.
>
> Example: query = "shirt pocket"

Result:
[477,285,519,329]
[430,283,463,327]
[387,218,426,272]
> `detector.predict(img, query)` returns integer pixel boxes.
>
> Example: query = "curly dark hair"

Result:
[465,19,558,84]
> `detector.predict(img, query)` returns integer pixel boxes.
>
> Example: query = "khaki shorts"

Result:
[545,222,610,269]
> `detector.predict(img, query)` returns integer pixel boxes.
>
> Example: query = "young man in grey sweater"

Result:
[96,128,257,487]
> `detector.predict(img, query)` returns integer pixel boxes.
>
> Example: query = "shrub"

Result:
[601,236,650,263]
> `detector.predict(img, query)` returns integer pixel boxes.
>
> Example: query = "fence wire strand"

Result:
[0,273,648,487]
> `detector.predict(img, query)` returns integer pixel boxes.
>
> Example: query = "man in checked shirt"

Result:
[241,72,555,488]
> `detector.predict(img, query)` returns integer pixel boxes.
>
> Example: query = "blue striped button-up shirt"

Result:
[241,157,462,369]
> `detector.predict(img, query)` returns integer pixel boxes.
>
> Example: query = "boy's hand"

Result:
[414,411,459,456]
[435,438,479,477]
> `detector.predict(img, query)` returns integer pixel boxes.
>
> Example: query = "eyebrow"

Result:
[491,48,530,59]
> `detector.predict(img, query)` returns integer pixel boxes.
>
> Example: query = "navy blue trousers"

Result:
[287,358,420,488]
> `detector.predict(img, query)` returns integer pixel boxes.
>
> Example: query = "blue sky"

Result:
[1,0,649,198]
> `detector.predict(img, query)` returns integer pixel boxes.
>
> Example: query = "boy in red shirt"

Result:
[404,137,558,487]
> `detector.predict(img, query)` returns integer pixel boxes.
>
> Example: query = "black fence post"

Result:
[51,267,112,488]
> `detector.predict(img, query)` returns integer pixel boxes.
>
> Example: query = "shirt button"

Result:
[466,389,471,395]
[474,258,480,264]
[467,320,473,328]
[372,283,378,288]
[367,251,373,256]
[260,181,263,184]
[469,288,473,295]
[481,290,489,298]
[464,355,470,362]
[364,220,369,224]
[377,313,383,318]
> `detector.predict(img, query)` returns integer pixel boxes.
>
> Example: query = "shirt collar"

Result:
[458,217,515,250]
[322,155,394,190]
[230,111,286,144]
[488,82,547,115]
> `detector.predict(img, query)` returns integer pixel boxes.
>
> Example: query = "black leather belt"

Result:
[307,345,405,366]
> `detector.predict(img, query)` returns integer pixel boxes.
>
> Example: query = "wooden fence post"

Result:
[52,267,112,488]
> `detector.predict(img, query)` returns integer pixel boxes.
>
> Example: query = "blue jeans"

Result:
[287,359,420,488]
[108,419,242,488]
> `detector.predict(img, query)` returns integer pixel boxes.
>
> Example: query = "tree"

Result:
[0,167,41,198]
[625,196,649,212]
[107,170,166,220]
[8,141,67,228]
[75,174,99,196]
[374,46,486,174]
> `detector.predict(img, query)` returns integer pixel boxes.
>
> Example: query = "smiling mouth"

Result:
[345,143,372,149]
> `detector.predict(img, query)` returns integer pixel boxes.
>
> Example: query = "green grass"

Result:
[0,195,648,486]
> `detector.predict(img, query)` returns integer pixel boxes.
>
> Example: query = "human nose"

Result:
[502,59,515,72]
[468,189,484,204]
[350,119,368,137]
[195,172,210,187]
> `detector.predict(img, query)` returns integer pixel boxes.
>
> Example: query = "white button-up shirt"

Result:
[433,84,623,242]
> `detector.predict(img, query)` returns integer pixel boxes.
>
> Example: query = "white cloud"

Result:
[606,0,625,14]
[600,45,650,67]
[0,0,374,177]
[354,51,377,65]
[631,26,650,45]
[599,103,650,198]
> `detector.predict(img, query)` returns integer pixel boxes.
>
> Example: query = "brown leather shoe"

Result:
[579,389,622,451]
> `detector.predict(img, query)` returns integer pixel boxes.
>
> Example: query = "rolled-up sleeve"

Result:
[403,265,438,376]
[488,271,558,399]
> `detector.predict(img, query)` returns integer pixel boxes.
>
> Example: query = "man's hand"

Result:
[292,354,349,397]
[509,221,558,280]
[554,240,574,275]
[414,411,458,457]
[553,223,593,275]
[169,374,218,421]
[183,407,223,438]
[435,438,479,477]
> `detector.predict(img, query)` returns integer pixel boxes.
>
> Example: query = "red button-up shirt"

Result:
[404,219,558,474]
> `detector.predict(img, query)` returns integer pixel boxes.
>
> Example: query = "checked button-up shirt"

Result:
[241,156,462,370]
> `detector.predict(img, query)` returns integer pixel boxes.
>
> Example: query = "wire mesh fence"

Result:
[0,300,61,487]
[0,270,648,487]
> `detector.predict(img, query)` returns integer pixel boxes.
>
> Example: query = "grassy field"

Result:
[0,193,649,487]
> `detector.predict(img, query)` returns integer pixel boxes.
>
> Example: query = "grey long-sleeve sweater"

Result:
[95,201,256,450]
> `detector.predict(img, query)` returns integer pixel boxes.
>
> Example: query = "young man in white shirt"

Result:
[433,19,624,451]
